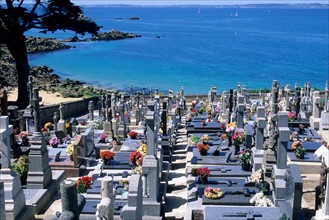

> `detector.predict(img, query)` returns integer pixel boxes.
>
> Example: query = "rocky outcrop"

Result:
[26,36,71,53]
[90,30,141,41]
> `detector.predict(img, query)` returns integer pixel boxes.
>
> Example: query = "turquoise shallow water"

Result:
[28,6,329,94]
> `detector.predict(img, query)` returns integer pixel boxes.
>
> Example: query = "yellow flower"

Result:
[228,122,236,128]
[44,122,52,129]
[66,141,75,155]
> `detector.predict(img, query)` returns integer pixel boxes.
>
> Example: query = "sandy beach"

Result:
[7,88,83,106]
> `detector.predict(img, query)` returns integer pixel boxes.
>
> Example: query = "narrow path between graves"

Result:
[164,120,188,220]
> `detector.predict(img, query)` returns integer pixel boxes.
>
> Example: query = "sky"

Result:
[71,0,329,5]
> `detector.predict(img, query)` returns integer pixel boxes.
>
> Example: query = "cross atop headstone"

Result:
[271,80,279,114]
[88,100,94,121]
[0,116,13,168]
[146,101,156,156]
[277,112,289,169]
[27,75,34,102]
[53,112,59,132]
[325,80,329,112]
[59,102,64,121]
[255,107,266,150]
[31,87,41,133]
[237,95,244,129]
[313,91,321,118]
[149,87,153,100]
[285,84,290,111]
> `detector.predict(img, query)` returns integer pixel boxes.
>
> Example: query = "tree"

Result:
[0,0,100,109]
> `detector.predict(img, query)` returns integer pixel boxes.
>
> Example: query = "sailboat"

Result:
[235,12,238,17]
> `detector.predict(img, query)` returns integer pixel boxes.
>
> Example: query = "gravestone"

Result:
[121,174,143,220]
[57,102,67,134]
[142,100,161,216]
[74,128,95,168]
[111,93,118,138]
[0,116,28,219]
[272,112,290,204]
[53,111,59,132]
[103,95,111,135]
[237,95,244,129]
[229,89,233,121]
[27,88,53,189]
[96,176,114,220]
[253,107,266,172]
[310,91,321,130]
[221,91,228,122]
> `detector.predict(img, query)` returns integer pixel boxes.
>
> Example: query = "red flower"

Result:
[129,151,143,166]
[100,150,115,161]
[196,167,211,177]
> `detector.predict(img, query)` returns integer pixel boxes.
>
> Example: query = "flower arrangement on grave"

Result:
[232,131,246,146]
[206,104,212,114]
[190,135,200,146]
[204,187,223,199]
[288,111,295,122]
[100,150,115,165]
[99,133,108,143]
[44,122,53,130]
[196,167,211,184]
[201,134,209,144]
[128,131,139,139]
[76,176,94,193]
[19,131,30,146]
[247,168,263,184]
[198,105,206,114]
[291,140,303,152]
[236,149,252,171]
[249,191,275,207]
[66,141,75,160]
[295,145,306,159]
[197,143,210,156]
[12,155,29,185]
[130,151,143,167]
[49,136,60,148]
[136,143,147,157]
[206,115,213,123]
[225,122,236,136]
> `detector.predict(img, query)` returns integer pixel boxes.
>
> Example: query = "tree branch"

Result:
[22,0,41,29]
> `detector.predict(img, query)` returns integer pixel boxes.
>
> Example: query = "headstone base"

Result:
[272,165,287,205]
[320,111,329,131]
[57,120,67,134]
[103,121,111,135]
[142,199,162,216]
[252,149,264,172]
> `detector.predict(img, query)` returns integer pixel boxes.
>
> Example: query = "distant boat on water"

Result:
[235,12,238,17]
[198,8,201,14]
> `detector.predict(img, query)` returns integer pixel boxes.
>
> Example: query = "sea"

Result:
[28,6,329,95]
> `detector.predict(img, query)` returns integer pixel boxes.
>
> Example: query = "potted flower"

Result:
[99,133,108,143]
[232,131,246,154]
[201,134,209,144]
[76,176,94,193]
[129,151,143,167]
[288,112,295,122]
[291,140,303,152]
[225,122,236,146]
[295,145,306,159]
[136,143,147,157]
[128,131,139,139]
[236,149,252,171]
[12,155,29,185]
[247,168,270,195]
[66,141,75,161]
[196,167,211,184]
[49,136,60,148]
[100,150,115,165]
[197,143,210,156]
[190,135,200,146]
[19,131,30,146]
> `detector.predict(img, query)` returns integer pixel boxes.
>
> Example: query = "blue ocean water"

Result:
[28,6,329,94]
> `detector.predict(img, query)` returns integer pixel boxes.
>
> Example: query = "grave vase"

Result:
[241,162,251,171]
[199,149,208,156]
[212,149,220,156]
[20,173,27,185]
[70,154,74,161]
[295,152,305,159]
[198,176,208,184]
[227,135,232,146]
[257,181,270,195]
[22,139,29,146]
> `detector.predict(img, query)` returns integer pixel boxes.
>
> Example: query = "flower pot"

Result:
[296,153,305,159]
[241,162,251,171]
[198,176,208,184]
[257,181,270,195]
[212,150,220,156]
[22,139,29,146]
[20,173,27,185]
[70,154,74,161]
[200,149,208,156]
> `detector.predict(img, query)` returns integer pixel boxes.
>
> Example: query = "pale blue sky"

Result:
[71,0,329,5]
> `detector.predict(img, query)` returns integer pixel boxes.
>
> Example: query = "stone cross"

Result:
[295,90,301,117]
[59,102,64,121]
[271,80,279,114]
[233,90,237,111]
[88,100,94,121]
[27,75,34,102]
[222,91,227,114]
[237,83,241,95]
[0,116,13,168]
[146,101,156,156]
[168,90,173,110]
[237,95,244,129]
[229,89,233,116]
[285,84,290,111]
[255,107,266,150]
[313,91,321,118]
[105,95,109,121]
[277,112,290,169]
[161,99,168,136]
[31,88,41,133]
[53,112,59,132]
[149,87,153,100]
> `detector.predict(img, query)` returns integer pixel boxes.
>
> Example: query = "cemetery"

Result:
[0,79,329,220]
